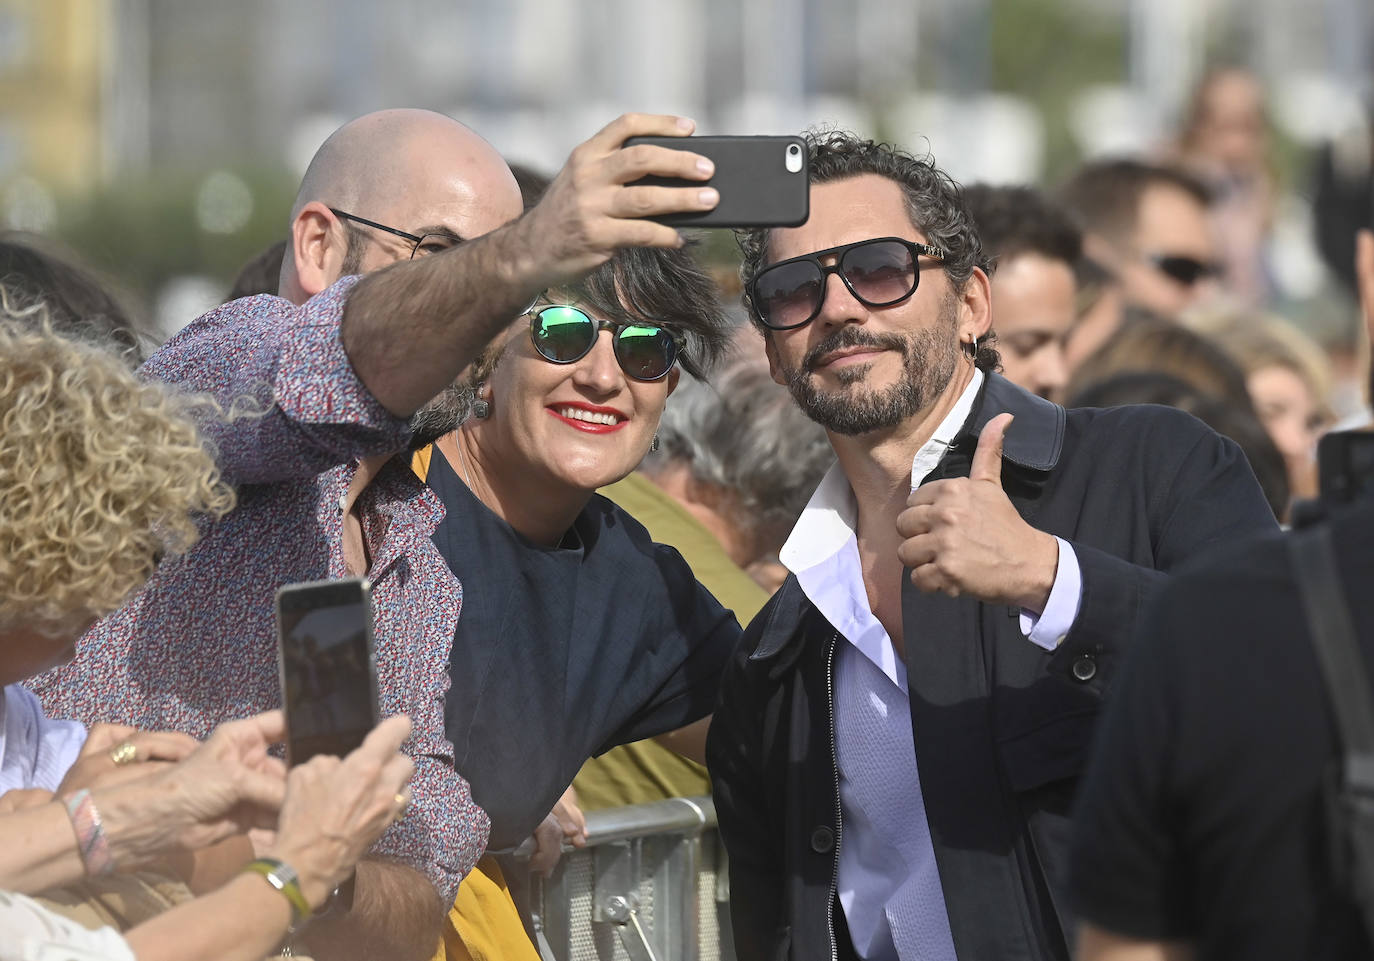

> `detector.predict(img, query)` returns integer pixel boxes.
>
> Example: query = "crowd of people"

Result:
[2,62,1374,961]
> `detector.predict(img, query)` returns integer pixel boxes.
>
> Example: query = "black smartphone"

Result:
[623,134,809,228]
[1318,430,1374,509]
[275,577,379,766]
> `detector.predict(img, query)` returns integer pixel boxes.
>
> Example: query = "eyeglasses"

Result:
[1146,254,1222,287]
[329,208,463,260]
[528,305,685,382]
[750,236,947,331]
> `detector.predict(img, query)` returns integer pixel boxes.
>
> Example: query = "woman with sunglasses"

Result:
[407,242,738,958]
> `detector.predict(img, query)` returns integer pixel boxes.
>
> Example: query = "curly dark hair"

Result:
[737,129,999,372]
[962,184,1082,273]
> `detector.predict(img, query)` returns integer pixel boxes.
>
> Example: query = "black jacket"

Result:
[707,373,1278,961]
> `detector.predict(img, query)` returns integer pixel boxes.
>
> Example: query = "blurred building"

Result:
[0,0,109,189]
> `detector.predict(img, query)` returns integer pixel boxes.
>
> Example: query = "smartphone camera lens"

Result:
[785,142,803,174]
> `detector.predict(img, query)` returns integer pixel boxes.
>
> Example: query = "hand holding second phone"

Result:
[896,414,1059,612]
[519,113,719,287]
[266,714,415,910]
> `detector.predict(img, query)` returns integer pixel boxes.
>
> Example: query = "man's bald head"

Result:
[279,108,523,303]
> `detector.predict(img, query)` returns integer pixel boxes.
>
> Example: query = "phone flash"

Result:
[785,142,804,174]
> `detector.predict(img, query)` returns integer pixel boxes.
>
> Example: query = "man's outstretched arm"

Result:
[343,112,719,418]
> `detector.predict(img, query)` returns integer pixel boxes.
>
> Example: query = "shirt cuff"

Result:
[1019,537,1082,651]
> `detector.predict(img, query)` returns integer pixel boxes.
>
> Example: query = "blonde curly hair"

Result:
[0,316,235,637]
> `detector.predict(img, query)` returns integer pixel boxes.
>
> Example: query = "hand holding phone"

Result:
[623,135,810,228]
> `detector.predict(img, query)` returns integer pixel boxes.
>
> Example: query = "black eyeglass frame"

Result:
[750,236,948,331]
[1145,253,1222,287]
[526,305,686,383]
[329,208,461,260]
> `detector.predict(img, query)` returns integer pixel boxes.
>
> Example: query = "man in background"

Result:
[1058,159,1221,371]
[963,185,1081,401]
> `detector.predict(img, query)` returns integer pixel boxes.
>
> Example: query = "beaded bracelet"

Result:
[61,789,115,876]
[243,857,313,930]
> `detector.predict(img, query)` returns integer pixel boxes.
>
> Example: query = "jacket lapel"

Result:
[902,373,1065,959]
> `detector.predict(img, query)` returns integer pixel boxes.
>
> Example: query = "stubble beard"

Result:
[783,294,962,437]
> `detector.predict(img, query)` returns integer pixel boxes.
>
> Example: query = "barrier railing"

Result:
[521,796,735,961]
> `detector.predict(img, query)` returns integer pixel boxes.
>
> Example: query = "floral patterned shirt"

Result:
[29,277,486,901]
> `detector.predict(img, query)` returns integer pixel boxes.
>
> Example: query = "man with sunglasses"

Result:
[1059,158,1223,323]
[705,130,1276,961]
[32,108,721,961]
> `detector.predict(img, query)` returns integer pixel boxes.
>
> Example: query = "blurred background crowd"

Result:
[2,0,1372,524]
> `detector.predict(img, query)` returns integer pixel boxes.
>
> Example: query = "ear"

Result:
[664,367,681,398]
[762,333,787,387]
[290,202,350,298]
[957,265,994,348]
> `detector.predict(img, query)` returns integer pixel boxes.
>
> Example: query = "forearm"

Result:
[342,216,548,417]
[298,859,445,961]
[125,872,293,961]
[0,802,87,892]
[652,716,711,766]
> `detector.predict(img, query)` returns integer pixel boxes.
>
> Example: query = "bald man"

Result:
[30,110,720,961]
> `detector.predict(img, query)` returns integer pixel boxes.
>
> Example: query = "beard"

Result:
[781,294,962,436]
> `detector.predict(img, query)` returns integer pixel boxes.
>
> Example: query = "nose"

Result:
[1037,343,1069,399]
[570,330,624,393]
[812,267,866,328]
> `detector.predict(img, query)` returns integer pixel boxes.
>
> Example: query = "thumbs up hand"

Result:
[896,413,1059,611]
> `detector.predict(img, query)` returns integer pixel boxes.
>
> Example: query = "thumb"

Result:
[970,413,1013,486]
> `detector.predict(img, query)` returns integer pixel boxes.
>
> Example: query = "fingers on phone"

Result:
[596,113,695,149]
[356,714,411,762]
[613,184,719,220]
[612,143,713,184]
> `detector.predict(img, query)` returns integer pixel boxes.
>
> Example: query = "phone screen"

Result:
[276,579,377,765]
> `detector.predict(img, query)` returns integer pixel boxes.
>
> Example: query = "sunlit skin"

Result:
[448,306,679,547]
[761,175,986,451]
[1249,364,1324,500]
[989,253,1076,400]
[280,109,524,304]
[1117,183,1220,318]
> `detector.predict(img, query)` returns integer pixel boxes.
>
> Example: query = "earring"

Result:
[649,433,660,453]
[471,398,490,420]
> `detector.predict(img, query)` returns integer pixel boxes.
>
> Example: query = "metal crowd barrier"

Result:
[521,796,736,961]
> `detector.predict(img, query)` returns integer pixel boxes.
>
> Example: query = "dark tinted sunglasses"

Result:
[751,236,947,331]
[1148,254,1222,287]
[528,305,684,382]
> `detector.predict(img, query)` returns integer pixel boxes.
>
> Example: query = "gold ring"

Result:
[393,793,409,821]
[109,741,138,766]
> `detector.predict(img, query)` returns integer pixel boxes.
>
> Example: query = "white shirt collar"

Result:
[781,367,984,576]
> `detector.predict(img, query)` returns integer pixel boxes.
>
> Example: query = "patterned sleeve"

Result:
[366,562,486,901]
[141,277,413,486]
[369,748,488,903]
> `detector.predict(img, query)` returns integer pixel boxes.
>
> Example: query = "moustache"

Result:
[803,328,910,372]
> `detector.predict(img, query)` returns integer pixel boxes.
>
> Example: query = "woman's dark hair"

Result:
[409,241,733,447]
[0,233,147,366]
[1070,370,1290,521]
[736,129,1000,372]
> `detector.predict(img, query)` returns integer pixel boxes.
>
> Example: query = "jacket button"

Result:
[810,826,835,853]
[1071,655,1097,682]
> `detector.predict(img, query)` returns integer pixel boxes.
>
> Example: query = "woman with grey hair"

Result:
[644,360,834,591]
